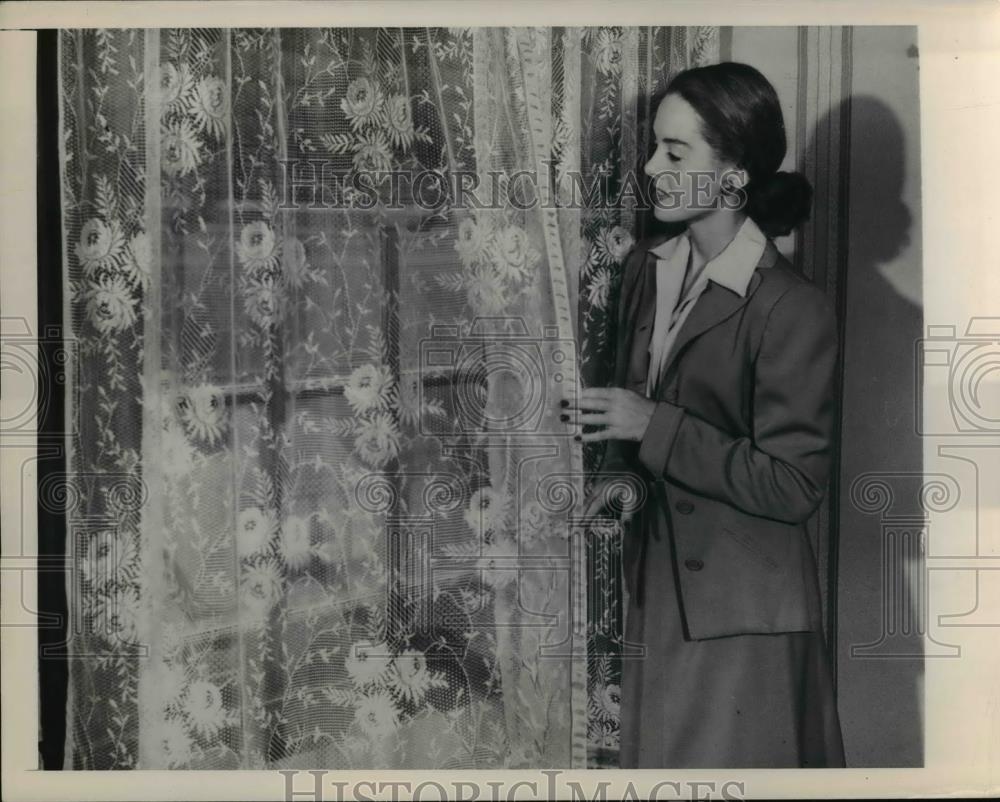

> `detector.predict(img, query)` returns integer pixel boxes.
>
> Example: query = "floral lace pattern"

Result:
[58,26,716,770]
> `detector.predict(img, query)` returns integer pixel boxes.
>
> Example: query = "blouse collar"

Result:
[647,216,768,298]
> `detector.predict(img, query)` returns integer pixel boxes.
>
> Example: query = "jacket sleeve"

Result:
[635,281,838,524]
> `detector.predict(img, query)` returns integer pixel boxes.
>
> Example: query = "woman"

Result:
[563,62,846,768]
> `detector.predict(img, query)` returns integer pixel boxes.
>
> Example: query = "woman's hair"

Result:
[663,61,813,238]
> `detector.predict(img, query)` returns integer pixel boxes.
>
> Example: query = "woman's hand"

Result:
[559,387,656,521]
[561,387,658,444]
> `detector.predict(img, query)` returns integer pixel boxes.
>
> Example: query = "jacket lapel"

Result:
[652,238,780,394]
[622,248,659,390]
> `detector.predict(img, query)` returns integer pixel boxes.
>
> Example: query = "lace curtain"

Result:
[57,26,716,770]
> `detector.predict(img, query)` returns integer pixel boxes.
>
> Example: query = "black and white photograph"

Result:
[2,2,998,798]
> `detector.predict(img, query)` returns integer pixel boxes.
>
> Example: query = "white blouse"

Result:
[646,215,768,396]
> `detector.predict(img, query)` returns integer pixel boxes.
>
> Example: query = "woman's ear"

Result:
[721,166,749,193]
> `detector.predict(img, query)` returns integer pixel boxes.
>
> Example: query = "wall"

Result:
[837,25,923,768]
[731,25,924,767]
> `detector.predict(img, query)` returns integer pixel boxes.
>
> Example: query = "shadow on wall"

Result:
[809,94,924,767]
[844,96,916,302]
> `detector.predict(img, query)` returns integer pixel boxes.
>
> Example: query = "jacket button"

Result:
[684,558,704,572]
[675,500,694,514]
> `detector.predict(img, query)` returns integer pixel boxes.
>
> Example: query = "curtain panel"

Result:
[56,26,717,770]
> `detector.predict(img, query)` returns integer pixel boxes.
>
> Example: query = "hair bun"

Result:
[746,170,813,238]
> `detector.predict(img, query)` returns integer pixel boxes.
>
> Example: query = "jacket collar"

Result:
[647,216,768,299]
[627,228,780,396]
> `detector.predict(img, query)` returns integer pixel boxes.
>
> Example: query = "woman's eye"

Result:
[667,152,681,163]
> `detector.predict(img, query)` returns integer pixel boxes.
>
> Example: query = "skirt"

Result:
[618,501,846,769]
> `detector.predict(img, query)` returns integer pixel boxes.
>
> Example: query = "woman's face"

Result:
[644,94,738,224]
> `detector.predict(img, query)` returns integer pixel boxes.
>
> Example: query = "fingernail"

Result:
[559,413,569,422]
[560,399,569,408]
